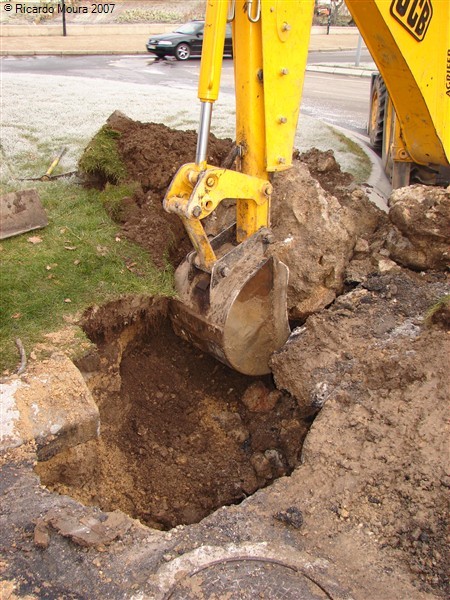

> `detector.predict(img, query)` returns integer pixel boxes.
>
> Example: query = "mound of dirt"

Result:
[79,111,233,267]
[270,269,450,594]
[79,115,388,316]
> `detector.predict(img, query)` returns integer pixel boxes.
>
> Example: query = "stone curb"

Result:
[307,64,375,78]
[0,46,361,57]
[0,353,100,459]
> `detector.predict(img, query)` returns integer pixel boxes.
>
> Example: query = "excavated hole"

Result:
[36,298,311,530]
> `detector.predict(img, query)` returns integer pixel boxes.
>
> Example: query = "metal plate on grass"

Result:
[0,189,48,240]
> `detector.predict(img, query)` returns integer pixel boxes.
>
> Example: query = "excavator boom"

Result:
[164,0,449,375]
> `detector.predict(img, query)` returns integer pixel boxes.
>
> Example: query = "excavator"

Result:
[163,0,450,376]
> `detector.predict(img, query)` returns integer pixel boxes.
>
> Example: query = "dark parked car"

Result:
[146,20,233,61]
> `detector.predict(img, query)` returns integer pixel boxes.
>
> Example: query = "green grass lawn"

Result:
[0,180,174,372]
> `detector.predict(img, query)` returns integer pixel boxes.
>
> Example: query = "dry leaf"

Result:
[27,236,43,244]
[64,298,72,303]
[11,313,21,319]
[73,259,81,265]
[64,246,77,251]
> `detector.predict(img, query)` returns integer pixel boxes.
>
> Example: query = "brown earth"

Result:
[87,111,234,268]
[3,117,449,599]
[37,298,310,530]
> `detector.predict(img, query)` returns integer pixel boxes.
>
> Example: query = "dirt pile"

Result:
[78,111,233,268]
[79,116,387,318]
[270,269,449,593]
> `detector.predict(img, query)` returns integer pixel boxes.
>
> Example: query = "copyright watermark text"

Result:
[3,2,116,15]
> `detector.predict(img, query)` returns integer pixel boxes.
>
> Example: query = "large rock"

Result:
[269,160,380,319]
[0,353,99,460]
[385,184,450,270]
[270,270,449,413]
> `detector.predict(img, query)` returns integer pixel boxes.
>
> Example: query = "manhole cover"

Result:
[165,557,334,599]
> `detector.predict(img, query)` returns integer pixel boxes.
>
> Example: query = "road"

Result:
[1,49,373,135]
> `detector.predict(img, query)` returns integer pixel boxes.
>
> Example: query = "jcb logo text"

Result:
[390,0,433,41]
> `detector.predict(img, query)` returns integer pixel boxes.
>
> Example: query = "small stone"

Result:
[241,381,280,413]
[419,531,430,543]
[378,258,399,273]
[351,188,365,200]
[274,507,304,529]
[264,449,285,475]
[317,155,337,172]
[440,475,450,488]
[34,521,50,549]
[368,495,381,504]
[250,452,273,480]
[354,238,369,253]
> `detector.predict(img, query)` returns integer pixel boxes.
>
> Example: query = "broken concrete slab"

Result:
[386,184,450,271]
[0,353,99,460]
[34,506,132,549]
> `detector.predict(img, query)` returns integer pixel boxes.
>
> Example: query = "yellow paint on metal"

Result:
[164,162,272,270]
[198,0,228,102]
[232,0,315,241]
[194,167,271,215]
[347,0,449,167]
[167,0,449,271]
[261,0,315,171]
[181,216,217,271]
[233,0,270,241]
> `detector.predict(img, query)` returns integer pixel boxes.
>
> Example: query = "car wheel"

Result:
[175,43,191,61]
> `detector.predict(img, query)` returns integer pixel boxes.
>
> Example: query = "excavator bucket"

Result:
[170,226,290,376]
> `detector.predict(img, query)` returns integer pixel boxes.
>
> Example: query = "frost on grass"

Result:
[1,72,368,185]
[1,73,234,184]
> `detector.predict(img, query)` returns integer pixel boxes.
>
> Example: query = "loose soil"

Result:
[37,300,310,530]
[80,111,234,268]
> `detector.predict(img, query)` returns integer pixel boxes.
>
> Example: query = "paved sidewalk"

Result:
[1,28,363,55]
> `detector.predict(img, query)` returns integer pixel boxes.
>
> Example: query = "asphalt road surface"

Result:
[1,49,372,135]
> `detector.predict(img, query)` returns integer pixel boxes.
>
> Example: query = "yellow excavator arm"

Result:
[164,0,449,375]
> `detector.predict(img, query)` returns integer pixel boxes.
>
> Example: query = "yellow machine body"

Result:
[347,0,449,169]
